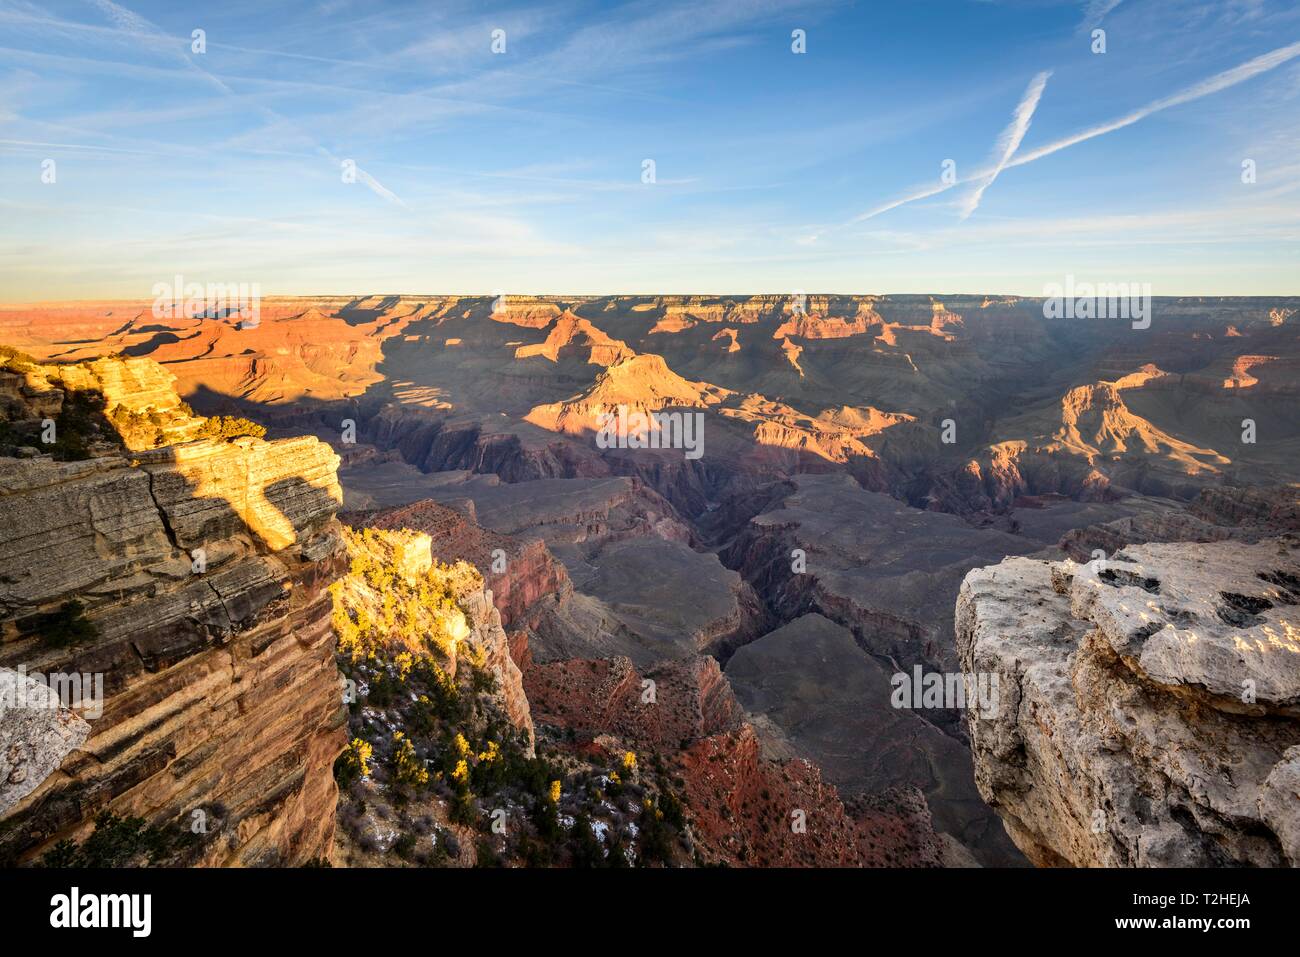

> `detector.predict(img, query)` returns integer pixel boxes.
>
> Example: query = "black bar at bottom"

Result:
[0,866,1286,943]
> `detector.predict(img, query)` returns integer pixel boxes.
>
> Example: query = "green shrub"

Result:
[196,415,266,441]
[41,811,181,868]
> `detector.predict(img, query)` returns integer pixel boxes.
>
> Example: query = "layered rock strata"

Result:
[0,357,349,865]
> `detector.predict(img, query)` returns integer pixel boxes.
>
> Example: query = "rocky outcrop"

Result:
[458,588,534,752]
[350,498,575,635]
[957,539,1300,866]
[0,356,349,865]
[0,668,90,816]
[514,312,634,366]
[338,506,536,752]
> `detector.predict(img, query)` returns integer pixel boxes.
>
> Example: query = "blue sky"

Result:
[1,0,1298,299]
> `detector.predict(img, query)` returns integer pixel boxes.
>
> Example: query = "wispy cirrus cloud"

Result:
[78,0,408,207]
[958,70,1050,219]
[1079,0,1123,32]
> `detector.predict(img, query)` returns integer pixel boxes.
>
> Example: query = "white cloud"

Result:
[1080,0,1123,32]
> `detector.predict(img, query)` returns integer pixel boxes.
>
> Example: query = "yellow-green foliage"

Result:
[196,415,266,440]
[0,345,39,372]
[335,737,373,787]
[106,403,167,449]
[450,759,469,787]
[392,731,429,788]
[330,525,483,665]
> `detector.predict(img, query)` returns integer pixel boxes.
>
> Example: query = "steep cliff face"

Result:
[0,356,348,865]
[957,539,1300,866]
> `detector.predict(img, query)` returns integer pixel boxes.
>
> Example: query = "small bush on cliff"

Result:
[42,811,183,868]
[335,737,374,788]
[391,731,429,789]
[0,345,38,372]
[196,415,266,441]
[107,403,166,448]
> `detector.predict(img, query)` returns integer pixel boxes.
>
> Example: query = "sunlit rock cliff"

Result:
[0,354,348,865]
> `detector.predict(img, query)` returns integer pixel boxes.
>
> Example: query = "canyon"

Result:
[1,293,1296,867]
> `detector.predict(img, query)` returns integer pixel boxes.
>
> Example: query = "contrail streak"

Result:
[959,70,1051,219]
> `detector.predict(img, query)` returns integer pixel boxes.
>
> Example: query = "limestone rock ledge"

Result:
[0,356,349,866]
[956,538,1300,866]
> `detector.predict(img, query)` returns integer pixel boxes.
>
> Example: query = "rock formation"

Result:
[0,669,90,817]
[0,355,348,865]
[957,538,1300,866]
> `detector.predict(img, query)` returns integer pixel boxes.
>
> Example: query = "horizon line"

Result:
[3,291,1300,307]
